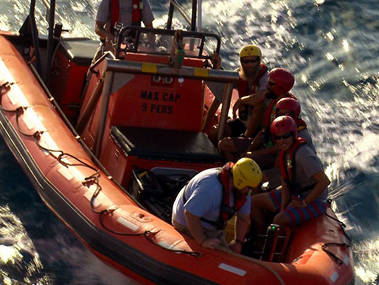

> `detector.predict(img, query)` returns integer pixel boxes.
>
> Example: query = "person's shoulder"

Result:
[298,128,311,139]
[295,144,321,164]
[297,143,314,153]
[196,168,220,182]
[260,64,268,73]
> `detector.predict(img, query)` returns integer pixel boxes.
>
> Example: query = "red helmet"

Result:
[268,68,295,96]
[270,115,297,138]
[275,97,301,119]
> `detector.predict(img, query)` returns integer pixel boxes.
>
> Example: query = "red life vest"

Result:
[131,0,143,26]
[110,0,143,27]
[278,137,307,194]
[262,92,297,129]
[237,64,268,97]
[199,162,247,229]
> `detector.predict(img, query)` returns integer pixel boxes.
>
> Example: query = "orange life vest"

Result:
[237,64,268,97]
[278,137,307,194]
[111,0,143,27]
[262,92,297,129]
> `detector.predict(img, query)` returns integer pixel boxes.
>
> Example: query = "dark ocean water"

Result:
[0,0,378,284]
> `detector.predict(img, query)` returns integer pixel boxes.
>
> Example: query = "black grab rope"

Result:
[321,242,350,266]
[0,82,200,257]
[98,208,200,256]
[321,199,352,265]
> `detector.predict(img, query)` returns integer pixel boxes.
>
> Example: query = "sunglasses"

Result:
[273,132,292,140]
[241,58,260,64]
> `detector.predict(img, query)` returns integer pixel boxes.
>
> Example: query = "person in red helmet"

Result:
[250,116,330,231]
[274,97,316,153]
[241,97,317,189]
[219,68,296,164]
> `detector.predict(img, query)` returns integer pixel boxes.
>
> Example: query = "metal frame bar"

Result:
[167,0,193,29]
[116,26,221,59]
[28,0,42,75]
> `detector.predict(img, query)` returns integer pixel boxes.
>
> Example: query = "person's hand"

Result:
[210,53,222,69]
[229,239,243,253]
[232,99,241,119]
[201,238,221,249]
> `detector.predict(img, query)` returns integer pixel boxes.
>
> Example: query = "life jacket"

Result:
[110,0,143,27]
[260,93,297,147]
[237,64,268,97]
[262,92,297,129]
[236,64,268,121]
[278,137,309,195]
[200,163,247,229]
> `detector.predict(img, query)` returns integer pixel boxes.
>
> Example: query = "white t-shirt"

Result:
[172,168,251,230]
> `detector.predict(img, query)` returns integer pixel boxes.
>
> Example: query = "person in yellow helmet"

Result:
[172,158,263,253]
[203,45,268,151]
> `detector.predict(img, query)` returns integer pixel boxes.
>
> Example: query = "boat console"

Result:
[74,27,238,199]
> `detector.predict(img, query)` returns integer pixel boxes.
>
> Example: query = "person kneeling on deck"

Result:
[172,158,262,253]
[251,116,330,232]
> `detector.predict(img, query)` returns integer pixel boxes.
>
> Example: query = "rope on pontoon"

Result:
[0,80,200,257]
[321,200,352,265]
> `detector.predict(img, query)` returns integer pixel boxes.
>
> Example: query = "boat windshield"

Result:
[115,26,220,60]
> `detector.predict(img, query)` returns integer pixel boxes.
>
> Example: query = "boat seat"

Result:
[60,38,99,66]
[111,126,222,163]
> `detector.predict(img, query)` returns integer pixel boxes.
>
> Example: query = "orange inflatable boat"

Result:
[0,1,354,284]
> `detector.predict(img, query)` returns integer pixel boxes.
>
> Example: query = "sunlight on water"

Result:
[0,205,46,284]
[354,238,379,284]
[0,245,20,264]
[1,0,379,284]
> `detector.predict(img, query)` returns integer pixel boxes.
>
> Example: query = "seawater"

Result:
[0,0,378,284]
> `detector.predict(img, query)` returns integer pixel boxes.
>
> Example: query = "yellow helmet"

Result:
[232,158,262,189]
[239,45,262,58]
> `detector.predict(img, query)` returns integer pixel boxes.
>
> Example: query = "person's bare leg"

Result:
[250,192,277,234]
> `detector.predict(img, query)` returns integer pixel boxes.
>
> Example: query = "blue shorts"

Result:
[268,189,327,226]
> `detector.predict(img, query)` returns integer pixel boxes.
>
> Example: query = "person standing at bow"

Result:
[93,0,154,61]
[250,116,330,232]
[172,158,263,253]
